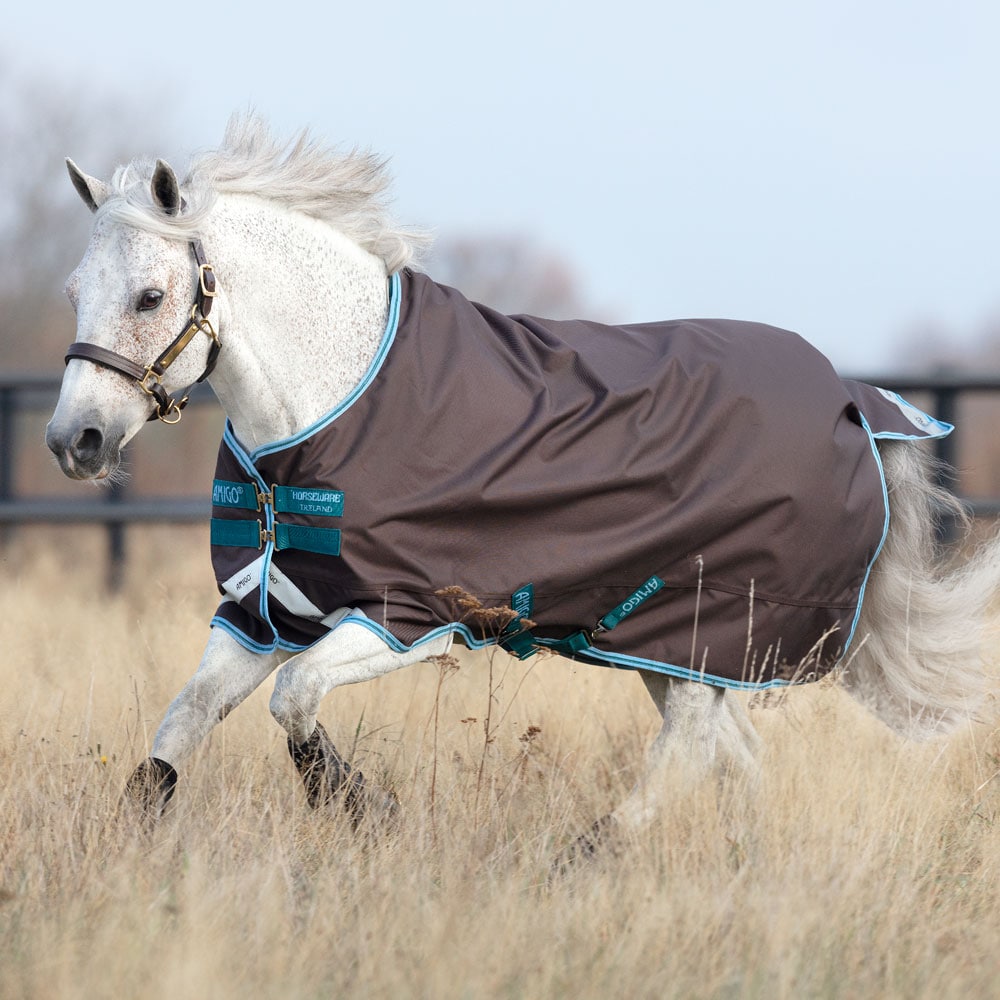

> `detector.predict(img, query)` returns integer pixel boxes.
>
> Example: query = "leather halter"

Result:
[64,239,220,424]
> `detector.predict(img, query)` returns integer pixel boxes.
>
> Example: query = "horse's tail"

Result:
[842,439,1000,738]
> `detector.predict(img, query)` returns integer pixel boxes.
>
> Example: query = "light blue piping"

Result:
[838,412,891,658]
[324,614,799,691]
[219,425,280,644]
[868,387,953,440]
[210,614,279,654]
[248,272,402,461]
[211,354,952,685]
[212,272,402,651]
[209,405,918,688]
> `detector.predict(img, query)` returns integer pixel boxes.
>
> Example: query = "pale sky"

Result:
[6,0,1000,372]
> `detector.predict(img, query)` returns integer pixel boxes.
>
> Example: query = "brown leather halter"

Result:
[64,239,220,424]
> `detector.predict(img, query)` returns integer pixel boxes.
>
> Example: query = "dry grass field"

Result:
[1,527,999,999]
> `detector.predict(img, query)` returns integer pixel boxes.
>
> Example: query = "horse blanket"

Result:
[209,269,951,689]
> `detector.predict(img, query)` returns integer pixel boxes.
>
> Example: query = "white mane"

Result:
[99,114,427,272]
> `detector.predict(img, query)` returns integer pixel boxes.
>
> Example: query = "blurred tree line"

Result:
[2,54,999,504]
[0,59,593,502]
[0,58,174,373]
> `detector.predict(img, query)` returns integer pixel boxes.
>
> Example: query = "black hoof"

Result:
[288,721,399,829]
[551,815,618,876]
[122,757,177,823]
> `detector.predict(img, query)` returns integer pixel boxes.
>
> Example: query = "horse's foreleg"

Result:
[269,620,450,824]
[123,627,282,819]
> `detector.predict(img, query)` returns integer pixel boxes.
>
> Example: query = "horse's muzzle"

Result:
[45,420,121,480]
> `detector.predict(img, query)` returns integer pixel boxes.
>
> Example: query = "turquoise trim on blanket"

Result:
[249,272,402,461]
[219,425,277,642]
[210,614,280,655]
[869,387,953,440]
[325,614,801,691]
[838,412,891,658]
[213,273,401,651]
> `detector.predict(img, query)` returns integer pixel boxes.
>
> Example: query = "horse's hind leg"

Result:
[716,689,762,779]
[559,675,759,866]
[609,675,733,831]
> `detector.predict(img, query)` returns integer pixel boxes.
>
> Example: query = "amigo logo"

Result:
[214,482,250,506]
[617,578,661,615]
[600,576,665,631]
[511,584,535,620]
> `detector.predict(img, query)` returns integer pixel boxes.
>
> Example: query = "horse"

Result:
[46,116,999,855]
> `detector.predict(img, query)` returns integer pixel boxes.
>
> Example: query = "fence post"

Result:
[930,386,958,491]
[928,385,960,542]
[107,476,127,591]
[0,386,14,548]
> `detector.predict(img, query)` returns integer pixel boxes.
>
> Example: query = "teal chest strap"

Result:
[498,576,666,660]
[210,479,344,556]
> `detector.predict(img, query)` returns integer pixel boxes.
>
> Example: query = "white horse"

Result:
[46,117,998,855]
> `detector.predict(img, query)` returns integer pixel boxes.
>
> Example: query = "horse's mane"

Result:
[100,114,427,272]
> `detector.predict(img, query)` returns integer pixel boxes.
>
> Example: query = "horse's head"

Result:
[46,158,219,480]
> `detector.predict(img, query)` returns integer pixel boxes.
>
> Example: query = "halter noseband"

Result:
[64,239,220,424]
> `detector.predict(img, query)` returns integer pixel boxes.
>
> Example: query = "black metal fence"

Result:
[4,372,1000,588]
[0,374,217,587]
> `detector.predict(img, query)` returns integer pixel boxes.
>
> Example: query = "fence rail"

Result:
[0,375,217,587]
[4,372,1000,587]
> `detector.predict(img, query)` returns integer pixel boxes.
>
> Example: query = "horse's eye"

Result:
[138,289,164,311]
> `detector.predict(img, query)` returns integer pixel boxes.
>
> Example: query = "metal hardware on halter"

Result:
[198,263,216,300]
[63,238,220,424]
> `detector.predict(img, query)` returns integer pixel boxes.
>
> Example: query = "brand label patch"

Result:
[599,576,666,631]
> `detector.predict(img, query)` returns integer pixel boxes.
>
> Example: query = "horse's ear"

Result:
[66,158,109,213]
[151,159,182,216]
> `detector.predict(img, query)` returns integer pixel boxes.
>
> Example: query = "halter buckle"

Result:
[139,366,164,397]
[63,238,218,429]
[198,263,216,299]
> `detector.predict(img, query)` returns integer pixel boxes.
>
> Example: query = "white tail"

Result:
[843,440,1000,737]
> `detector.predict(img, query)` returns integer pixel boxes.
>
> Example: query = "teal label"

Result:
[511,583,534,621]
[599,576,665,631]
[212,479,259,511]
[273,485,344,517]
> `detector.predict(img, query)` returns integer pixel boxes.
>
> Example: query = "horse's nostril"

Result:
[73,427,105,461]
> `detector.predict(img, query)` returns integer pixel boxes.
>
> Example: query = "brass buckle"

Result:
[199,263,216,299]
[259,524,275,548]
[255,486,274,512]
[139,366,163,396]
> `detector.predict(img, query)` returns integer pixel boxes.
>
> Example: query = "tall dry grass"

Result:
[1,527,999,998]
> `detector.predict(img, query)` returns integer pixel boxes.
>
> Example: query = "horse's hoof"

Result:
[121,757,177,823]
[288,720,399,831]
[551,815,618,875]
[352,784,401,833]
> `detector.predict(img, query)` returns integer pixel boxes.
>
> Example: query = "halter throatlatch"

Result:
[64,239,219,424]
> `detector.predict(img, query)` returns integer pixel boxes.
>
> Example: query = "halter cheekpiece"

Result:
[64,239,219,423]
